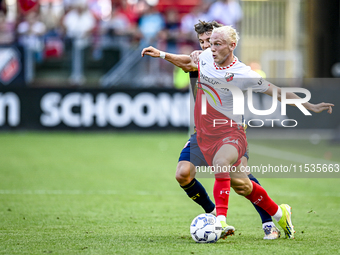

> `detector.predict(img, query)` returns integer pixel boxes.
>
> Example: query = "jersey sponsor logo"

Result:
[224,73,234,82]
[198,72,222,106]
[198,82,223,106]
[222,136,239,145]
[200,72,221,86]
[201,60,206,66]
[258,78,264,86]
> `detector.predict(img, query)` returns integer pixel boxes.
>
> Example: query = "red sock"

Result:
[213,177,230,217]
[245,181,279,216]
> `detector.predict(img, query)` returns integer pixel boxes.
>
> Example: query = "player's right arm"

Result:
[141,46,198,72]
[244,70,334,115]
[264,84,334,114]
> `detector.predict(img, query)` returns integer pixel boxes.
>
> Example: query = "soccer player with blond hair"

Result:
[192,25,333,239]
[143,21,282,240]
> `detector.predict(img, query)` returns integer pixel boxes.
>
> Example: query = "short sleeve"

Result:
[241,69,270,93]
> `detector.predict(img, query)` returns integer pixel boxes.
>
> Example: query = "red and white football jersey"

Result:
[195,48,270,125]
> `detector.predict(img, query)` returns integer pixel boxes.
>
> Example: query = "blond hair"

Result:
[211,26,240,46]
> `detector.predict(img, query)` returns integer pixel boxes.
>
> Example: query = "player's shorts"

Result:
[196,126,248,168]
[178,133,209,167]
[178,132,249,167]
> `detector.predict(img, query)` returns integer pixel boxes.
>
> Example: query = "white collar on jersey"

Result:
[213,56,238,70]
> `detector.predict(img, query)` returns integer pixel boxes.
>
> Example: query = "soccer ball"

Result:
[190,213,222,243]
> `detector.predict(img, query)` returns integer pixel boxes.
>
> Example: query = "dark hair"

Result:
[194,20,223,35]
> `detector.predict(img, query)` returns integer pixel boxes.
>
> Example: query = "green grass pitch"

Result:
[0,132,339,254]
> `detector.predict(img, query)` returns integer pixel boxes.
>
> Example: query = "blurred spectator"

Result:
[40,0,64,36]
[0,11,15,45]
[63,2,96,85]
[96,6,132,59]
[207,0,243,29]
[118,0,142,26]
[3,0,16,24]
[180,4,210,43]
[138,4,164,44]
[17,11,46,61]
[62,2,95,40]
[108,1,144,44]
[17,11,46,83]
[88,0,112,21]
[39,0,65,59]
[17,12,46,37]
[101,7,131,38]
[63,0,74,12]
[161,8,181,53]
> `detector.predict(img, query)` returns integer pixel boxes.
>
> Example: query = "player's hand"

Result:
[311,102,334,114]
[190,50,203,65]
[141,46,161,58]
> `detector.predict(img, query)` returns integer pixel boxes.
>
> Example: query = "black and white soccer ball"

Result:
[190,213,222,243]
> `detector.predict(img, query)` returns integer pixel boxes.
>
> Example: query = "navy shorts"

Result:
[178,133,249,167]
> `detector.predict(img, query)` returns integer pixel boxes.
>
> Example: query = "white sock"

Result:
[273,207,282,222]
[262,221,275,230]
[217,215,226,222]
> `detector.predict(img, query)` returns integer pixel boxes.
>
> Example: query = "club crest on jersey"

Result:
[224,73,234,82]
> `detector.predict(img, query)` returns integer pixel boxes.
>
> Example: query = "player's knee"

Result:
[175,163,192,186]
[231,180,252,196]
[213,158,232,168]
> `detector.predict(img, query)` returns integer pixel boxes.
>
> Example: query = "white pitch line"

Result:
[250,144,340,165]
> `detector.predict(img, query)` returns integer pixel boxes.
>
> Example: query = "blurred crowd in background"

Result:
[0,0,247,87]
[0,0,339,134]
[0,0,242,54]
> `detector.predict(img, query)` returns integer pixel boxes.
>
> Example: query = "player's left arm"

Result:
[141,46,197,72]
[264,84,334,114]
